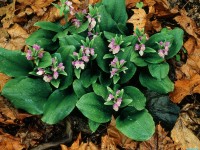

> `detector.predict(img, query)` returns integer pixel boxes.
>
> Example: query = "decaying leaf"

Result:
[139,124,181,150]
[0,23,29,50]
[0,129,25,150]
[0,96,32,124]
[171,103,200,149]
[0,73,10,92]
[127,8,147,30]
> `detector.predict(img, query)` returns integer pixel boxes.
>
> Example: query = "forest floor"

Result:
[0,0,200,150]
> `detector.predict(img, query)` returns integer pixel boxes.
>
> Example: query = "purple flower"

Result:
[82,56,89,62]
[110,57,118,67]
[110,68,118,78]
[107,94,114,101]
[84,47,90,56]
[108,39,120,54]
[116,90,120,95]
[90,48,95,56]
[135,44,140,50]
[116,98,122,106]
[73,52,79,56]
[26,50,33,60]
[72,60,85,69]
[165,42,170,47]
[158,50,165,58]
[58,63,65,71]
[33,44,40,50]
[38,51,44,58]
[72,19,81,28]
[119,59,125,66]
[140,44,145,51]
[36,68,44,75]
[113,103,119,111]
[43,75,52,82]
[53,71,59,79]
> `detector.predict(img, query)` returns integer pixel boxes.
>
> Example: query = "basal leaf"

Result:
[34,21,63,32]
[2,77,52,114]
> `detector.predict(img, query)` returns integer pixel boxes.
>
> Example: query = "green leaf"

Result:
[116,107,155,141]
[76,92,112,123]
[0,48,33,77]
[145,47,156,53]
[103,31,116,40]
[88,119,100,133]
[38,52,52,68]
[123,86,146,110]
[80,69,99,88]
[57,46,75,90]
[74,69,81,79]
[143,53,164,64]
[130,51,147,67]
[148,62,169,80]
[92,83,108,99]
[34,21,63,32]
[93,36,110,72]
[101,0,127,25]
[139,72,174,94]
[73,79,87,98]
[136,2,143,8]
[42,90,78,124]
[50,79,60,88]
[68,21,89,34]
[165,28,184,59]
[2,77,52,114]
[119,62,136,84]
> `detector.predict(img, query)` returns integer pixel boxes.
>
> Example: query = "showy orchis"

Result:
[72,45,95,70]
[158,41,171,58]
[25,44,44,62]
[110,57,128,78]
[36,58,67,83]
[134,43,145,56]
[108,39,121,54]
[65,0,74,15]
[106,88,124,111]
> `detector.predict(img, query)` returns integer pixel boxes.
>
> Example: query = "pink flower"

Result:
[72,60,85,69]
[82,56,89,62]
[58,63,65,71]
[116,98,122,106]
[33,44,40,50]
[53,71,59,79]
[38,51,44,58]
[110,68,118,78]
[90,48,95,56]
[158,50,165,58]
[73,52,79,56]
[36,68,44,75]
[84,47,90,55]
[26,50,33,60]
[113,103,119,111]
[108,39,120,54]
[107,94,114,101]
[72,19,81,28]
[110,57,118,67]
[135,44,140,50]
[43,75,52,82]
[119,59,125,66]
[140,44,145,51]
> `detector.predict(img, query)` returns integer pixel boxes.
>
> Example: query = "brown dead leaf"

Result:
[170,45,200,103]
[174,9,200,44]
[184,36,196,55]
[0,73,10,92]
[0,23,29,50]
[101,135,117,150]
[0,96,32,124]
[0,129,25,150]
[171,104,200,149]
[139,124,181,150]
[127,8,147,30]
[151,20,162,32]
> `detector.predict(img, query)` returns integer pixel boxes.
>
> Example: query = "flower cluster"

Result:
[65,1,74,15]
[36,58,67,83]
[26,44,44,61]
[135,43,145,56]
[108,39,121,54]
[110,57,128,78]
[72,18,81,28]
[158,41,170,58]
[72,45,95,70]
[106,88,124,111]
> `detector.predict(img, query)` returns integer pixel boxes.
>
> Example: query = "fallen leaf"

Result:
[0,129,25,150]
[151,19,162,32]
[171,104,200,149]
[184,36,196,55]
[0,23,29,50]
[101,135,118,150]
[127,8,147,30]
[0,73,10,92]
[139,124,181,150]
[174,9,200,44]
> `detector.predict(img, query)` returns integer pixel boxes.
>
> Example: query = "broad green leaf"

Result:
[0,48,33,77]
[148,62,169,80]
[57,46,75,90]
[101,0,127,25]
[139,72,174,94]
[50,79,60,88]
[2,77,52,114]
[73,79,87,98]
[92,83,108,99]
[119,62,136,84]
[145,47,156,53]
[34,21,63,32]
[38,52,52,68]
[68,21,89,34]
[116,107,155,141]
[143,53,164,64]
[130,51,147,67]
[165,28,184,59]
[88,119,100,133]
[123,86,146,110]
[93,36,110,72]
[76,92,112,123]
[103,31,116,40]
[80,69,99,88]
[42,90,78,124]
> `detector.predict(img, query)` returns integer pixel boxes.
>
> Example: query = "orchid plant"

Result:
[0,0,183,141]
